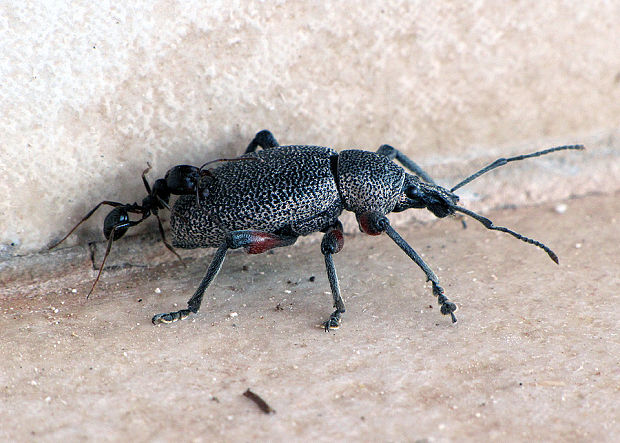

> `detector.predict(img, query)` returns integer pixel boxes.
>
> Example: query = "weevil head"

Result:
[393,173,459,218]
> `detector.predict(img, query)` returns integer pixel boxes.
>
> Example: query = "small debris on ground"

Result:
[243,388,275,414]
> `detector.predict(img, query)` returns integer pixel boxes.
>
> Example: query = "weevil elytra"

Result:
[50,130,584,330]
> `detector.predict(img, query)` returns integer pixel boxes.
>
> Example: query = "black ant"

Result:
[49,163,201,296]
[49,157,259,297]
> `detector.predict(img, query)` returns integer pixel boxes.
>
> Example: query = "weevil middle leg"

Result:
[320,220,346,331]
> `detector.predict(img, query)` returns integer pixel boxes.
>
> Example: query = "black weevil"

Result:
[50,130,584,330]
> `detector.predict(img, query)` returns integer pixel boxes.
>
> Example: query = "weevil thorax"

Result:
[337,150,405,214]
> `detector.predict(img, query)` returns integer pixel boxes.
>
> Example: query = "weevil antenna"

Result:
[452,204,559,264]
[450,145,584,192]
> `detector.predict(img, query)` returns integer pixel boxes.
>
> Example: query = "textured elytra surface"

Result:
[171,146,343,249]
[338,150,405,214]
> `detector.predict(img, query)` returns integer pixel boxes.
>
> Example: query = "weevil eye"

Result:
[103,207,130,240]
[165,165,200,195]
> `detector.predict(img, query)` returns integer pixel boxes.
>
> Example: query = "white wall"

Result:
[1,1,619,256]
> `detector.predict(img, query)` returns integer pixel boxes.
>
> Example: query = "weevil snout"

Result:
[399,174,459,218]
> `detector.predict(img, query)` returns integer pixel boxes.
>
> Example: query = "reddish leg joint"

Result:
[356,211,388,235]
[322,221,344,254]
[226,230,297,254]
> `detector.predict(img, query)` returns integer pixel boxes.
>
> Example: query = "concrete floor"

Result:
[1,192,618,442]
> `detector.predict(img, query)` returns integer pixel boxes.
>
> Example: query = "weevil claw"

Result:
[322,311,342,331]
[152,309,191,325]
[440,301,458,323]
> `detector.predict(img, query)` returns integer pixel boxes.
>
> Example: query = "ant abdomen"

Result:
[103,207,130,240]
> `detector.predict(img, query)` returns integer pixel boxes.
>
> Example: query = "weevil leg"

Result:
[225,229,298,254]
[152,229,298,325]
[152,243,229,324]
[320,221,345,331]
[376,144,436,185]
[245,129,280,153]
[357,211,457,323]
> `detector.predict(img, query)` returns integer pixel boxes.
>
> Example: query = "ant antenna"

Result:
[450,145,584,192]
[452,204,559,264]
[198,156,261,173]
[194,156,261,205]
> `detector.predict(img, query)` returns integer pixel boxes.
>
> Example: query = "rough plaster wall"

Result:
[1,1,619,257]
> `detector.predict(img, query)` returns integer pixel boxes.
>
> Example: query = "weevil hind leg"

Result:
[152,229,298,325]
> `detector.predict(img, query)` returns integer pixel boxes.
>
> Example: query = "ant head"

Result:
[164,165,201,195]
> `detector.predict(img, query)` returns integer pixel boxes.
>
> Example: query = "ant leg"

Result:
[152,230,298,325]
[49,201,127,249]
[141,163,153,193]
[376,144,436,185]
[320,221,345,331]
[154,213,186,267]
[87,218,143,298]
[357,211,457,323]
[245,129,280,153]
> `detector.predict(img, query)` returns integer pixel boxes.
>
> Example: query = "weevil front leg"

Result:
[357,211,457,323]
[320,221,345,331]
[376,144,436,185]
[152,230,298,325]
